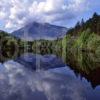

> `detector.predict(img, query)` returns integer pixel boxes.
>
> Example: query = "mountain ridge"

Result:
[12,22,68,41]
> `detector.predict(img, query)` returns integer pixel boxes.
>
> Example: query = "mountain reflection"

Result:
[14,53,65,70]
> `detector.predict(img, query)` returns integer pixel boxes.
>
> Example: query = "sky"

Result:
[0,0,100,32]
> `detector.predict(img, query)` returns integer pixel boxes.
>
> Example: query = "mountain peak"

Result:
[12,22,68,41]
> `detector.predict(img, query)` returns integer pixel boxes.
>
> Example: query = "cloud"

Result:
[0,0,89,31]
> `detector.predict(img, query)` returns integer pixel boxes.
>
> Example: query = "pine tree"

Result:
[81,19,85,26]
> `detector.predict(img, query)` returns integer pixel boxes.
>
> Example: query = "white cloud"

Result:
[0,12,6,19]
[0,0,89,31]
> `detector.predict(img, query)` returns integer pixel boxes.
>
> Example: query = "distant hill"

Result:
[0,30,11,38]
[12,22,68,41]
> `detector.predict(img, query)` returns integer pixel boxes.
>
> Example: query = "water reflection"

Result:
[0,51,100,100]
[14,53,65,70]
[65,50,100,88]
[0,60,87,100]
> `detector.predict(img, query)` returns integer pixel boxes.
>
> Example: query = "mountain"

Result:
[12,22,68,41]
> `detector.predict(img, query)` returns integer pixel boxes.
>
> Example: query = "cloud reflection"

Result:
[0,59,86,100]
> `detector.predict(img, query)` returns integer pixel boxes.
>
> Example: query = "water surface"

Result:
[0,53,100,100]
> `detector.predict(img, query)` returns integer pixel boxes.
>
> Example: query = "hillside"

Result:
[65,12,100,51]
[67,12,100,36]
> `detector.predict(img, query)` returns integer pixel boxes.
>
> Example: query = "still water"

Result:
[0,53,100,100]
